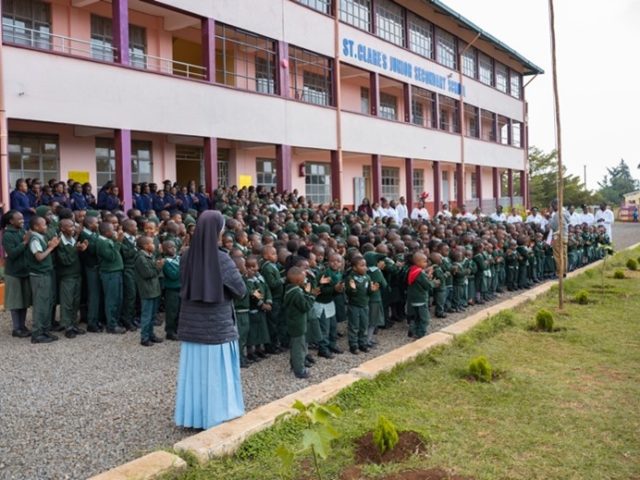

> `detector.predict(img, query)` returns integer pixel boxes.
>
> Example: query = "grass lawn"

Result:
[175,247,640,480]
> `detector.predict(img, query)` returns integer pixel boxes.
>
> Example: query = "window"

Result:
[289,46,333,106]
[339,0,371,31]
[379,92,397,120]
[216,24,277,93]
[90,15,146,66]
[375,0,404,46]
[381,167,400,200]
[360,87,370,114]
[464,104,479,138]
[8,133,58,187]
[435,28,456,69]
[495,62,508,93]
[471,172,477,199]
[411,86,436,128]
[412,169,424,201]
[296,0,332,14]
[439,95,460,133]
[95,138,153,186]
[510,71,521,99]
[498,115,510,145]
[512,121,522,148]
[408,12,433,59]
[2,0,51,49]
[256,158,277,189]
[480,110,496,142]
[305,163,332,204]
[478,52,493,86]
[461,46,476,78]
[255,56,275,94]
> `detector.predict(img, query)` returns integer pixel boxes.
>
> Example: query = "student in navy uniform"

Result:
[70,182,88,211]
[10,179,34,225]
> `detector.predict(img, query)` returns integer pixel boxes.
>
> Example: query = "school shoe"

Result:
[45,332,59,341]
[240,357,250,369]
[305,355,316,364]
[140,340,154,347]
[318,350,334,359]
[358,345,369,353]
[107,326,126,334]
[12,329,31,338]
[150,335,164,343]
[349,346,359,355]
[329,346,344,354]
[87,325,104,333]
[50,321,65,332]
[31,334,56,344]
[165,332,179,341]
[266,345,282,355]
[247,353,261,362]
[294,370,310,379]
[64,329,77,339]
[304,360,314,368]
[72,326,86,335]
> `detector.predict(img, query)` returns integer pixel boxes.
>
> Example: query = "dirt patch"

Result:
[340,466,364,480]
[383,468,475,480]
[354,431,427,465]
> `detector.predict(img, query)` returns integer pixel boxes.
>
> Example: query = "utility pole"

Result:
[549,0,565,309]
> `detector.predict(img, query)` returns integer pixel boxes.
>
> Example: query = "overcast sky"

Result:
[444,0,640,190]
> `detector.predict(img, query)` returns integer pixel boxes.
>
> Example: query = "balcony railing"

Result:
[3,26,207,80]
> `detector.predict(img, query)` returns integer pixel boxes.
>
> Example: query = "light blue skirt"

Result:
[174,340,245,430]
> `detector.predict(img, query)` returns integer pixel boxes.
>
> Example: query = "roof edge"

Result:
[428,0,545,76]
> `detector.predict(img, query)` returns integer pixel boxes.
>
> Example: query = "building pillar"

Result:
[520,169,527,207]
[277,41,290,98]
[371,154,381,202]
[507,168,514,207]
[492,167,499,209]
[475,164,482,209]
[455,163,464,208]
[433,161,441,215]
[276,144,292,193]
[405,157,414,208]
[114,129,132,211]
[203,137,218,194]
[330,150,342,204]
[369,72,379,116]
[403,83,411,123]
[201,18,215,82]
[112,0,129,65]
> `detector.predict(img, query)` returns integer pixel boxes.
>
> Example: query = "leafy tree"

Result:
[528,147,596,209]
[597,159,640,205]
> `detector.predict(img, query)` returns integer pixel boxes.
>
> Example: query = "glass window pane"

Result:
[339,0,371,31]
[408,13,432,58]
[375,0,404,46]
[495,62,508,93]
[436,28,456,69]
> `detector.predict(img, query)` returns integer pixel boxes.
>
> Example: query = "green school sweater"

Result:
[134,251,161,299]
[406,268,433,306]
[97,236,124,273]
[316,268,342,304]
[27,232,53,275]
[260,261,283,301]
[2,226,29,277]
[162,255,181,290]
[345,272,372,308]
[79,228,99,269]
[55,238,82,277]
[233,277,251,311]
[121,236,138,270]
[283,284,315,337]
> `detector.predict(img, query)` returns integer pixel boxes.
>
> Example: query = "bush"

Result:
[373,416,399,455]
[535,309,554,332]
[574,290,589,305]
[468,356,493,383]
[613,269,626,279]
[626,258,638,271]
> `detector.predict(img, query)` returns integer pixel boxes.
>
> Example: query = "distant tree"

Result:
[597,159,640,205]
[528,147,596,209]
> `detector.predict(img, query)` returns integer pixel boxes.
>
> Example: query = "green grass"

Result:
[175,247,640,480]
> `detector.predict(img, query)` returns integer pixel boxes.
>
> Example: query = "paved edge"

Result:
[86,451,187,480]
[93,241,640,474]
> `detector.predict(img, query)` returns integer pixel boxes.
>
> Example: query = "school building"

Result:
[0,0,543,212]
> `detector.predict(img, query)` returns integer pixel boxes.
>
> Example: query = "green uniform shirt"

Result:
[406,269,433,306]
[121,235,138,270]
[234,277,251,311]
[27,232,53,275]
[316,268,342,304]
[162,255,181,290]
[247,274,271,311]
[79,228,99,269]
[55,237,82,277]
[134,251,161,299]
[2,226,29,277]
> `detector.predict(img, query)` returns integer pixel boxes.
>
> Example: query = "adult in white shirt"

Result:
[490,205,507,223]
[371,201,383,219]
[386,200,400,223]
[437,203,452,219]
[506,207,523,224]
[569,206,582,226]
[594,202,614,240]
[580,205,595,226]
[526,207,543,225]
[396,197,409,223]
[411,199,430,221]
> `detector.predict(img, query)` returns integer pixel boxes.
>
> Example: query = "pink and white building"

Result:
[0,0,543,212]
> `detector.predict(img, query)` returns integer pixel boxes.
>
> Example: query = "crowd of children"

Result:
[4,177,612,379]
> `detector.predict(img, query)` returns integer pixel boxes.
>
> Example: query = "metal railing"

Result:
[498,196,512,207]
[3,27,207,80]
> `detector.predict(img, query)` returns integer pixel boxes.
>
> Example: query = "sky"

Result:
[443,0,640,190]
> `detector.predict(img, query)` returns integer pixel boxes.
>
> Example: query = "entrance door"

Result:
[175,145,203,186]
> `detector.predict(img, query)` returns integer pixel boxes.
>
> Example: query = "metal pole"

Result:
[549,0,564,309]
[333,6,343,206]
[583,164,587,187]
[0,0,10,211]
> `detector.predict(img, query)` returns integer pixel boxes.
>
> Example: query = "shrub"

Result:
[574,290,589,305]
[613,269,625,279]
[468,356,493,383]
[372,416,399,455]
[637,256,640,265]
[535,309,554,332]
[626,258,638,271]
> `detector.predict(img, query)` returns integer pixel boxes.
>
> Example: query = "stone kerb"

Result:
[87,451,186,480]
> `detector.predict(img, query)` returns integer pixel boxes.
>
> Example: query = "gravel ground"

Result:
[0,224,638,480]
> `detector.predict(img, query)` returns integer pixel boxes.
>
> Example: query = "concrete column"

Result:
[276,144,292,193]
[203,137,218,194]
[112,0,129,65]
[433,161,441,215]
[370,72,379,116]
[455,163,464,208]
[403,83,411,123]
[114,129,132,211]
[492,166,499,209]
[475,164,482,207]
[507,168,514,207]
[277,41,290,98]
[201,18,215,83]
[371,154,381,202]
[405,157,414,208]
[330,150,342,204]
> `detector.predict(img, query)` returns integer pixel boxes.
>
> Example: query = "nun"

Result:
[175,210,247,429]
